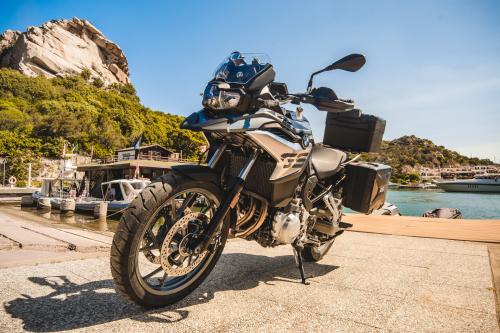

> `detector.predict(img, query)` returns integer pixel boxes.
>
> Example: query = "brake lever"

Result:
[288,93,315,105]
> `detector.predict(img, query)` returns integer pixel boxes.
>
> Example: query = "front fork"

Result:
[191,145,260,252]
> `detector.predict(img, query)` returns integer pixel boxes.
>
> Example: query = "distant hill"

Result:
[361,135,495,183]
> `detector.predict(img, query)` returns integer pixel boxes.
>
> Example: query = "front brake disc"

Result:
[160,212,209,277]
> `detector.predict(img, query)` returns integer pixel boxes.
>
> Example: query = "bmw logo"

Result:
[302,136,310,147]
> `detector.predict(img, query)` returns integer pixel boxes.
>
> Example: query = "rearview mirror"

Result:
[325,54,366,72]
[307,53,366,93]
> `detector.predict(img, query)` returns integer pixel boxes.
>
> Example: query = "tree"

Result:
[0,68,205,160]
[0,101,31,132]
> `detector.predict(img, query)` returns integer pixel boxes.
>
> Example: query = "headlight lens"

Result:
[202,84,241,110]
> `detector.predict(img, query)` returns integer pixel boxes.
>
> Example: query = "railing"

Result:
[89,154,200,165]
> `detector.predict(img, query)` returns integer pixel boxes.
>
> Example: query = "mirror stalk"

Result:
[306,69,326,93]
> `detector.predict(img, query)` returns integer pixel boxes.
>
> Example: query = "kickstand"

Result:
[293,246,310,285]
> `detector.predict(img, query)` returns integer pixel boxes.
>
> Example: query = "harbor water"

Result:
[386,189,500,219]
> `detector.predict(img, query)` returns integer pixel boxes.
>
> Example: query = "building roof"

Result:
[101,179,151,185]
[116,144,173,153]
[76,159,189,171]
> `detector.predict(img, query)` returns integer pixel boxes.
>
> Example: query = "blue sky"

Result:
[1,0,500,160]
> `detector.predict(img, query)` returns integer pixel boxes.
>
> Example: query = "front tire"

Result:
[110,172,230,308]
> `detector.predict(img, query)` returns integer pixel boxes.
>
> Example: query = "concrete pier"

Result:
[0,205,499,331]
[20,196,35,207]
[94,202,108,219]
[37,197,51,210]
[60,198,76,214]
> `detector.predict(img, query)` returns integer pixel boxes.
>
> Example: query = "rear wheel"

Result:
[110,172,230,308]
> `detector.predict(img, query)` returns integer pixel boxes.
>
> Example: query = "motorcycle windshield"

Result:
[213,52,271,84]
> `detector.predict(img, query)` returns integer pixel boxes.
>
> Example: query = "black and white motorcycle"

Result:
[111,52,391,307]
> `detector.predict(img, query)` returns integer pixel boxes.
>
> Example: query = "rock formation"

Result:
[0,17,129,85]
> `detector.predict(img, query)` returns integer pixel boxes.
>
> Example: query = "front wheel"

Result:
[110,172,230,308]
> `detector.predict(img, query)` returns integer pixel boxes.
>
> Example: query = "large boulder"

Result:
[0,17,129,85]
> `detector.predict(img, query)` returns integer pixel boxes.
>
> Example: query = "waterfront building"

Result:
[419,167,441,182]
[420,165,500,181]
[77,144,194,197]
[115,144,178,161]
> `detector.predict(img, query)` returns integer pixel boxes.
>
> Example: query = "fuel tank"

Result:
[182,108,313,206]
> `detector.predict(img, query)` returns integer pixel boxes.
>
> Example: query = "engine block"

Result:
[271,198,308,245]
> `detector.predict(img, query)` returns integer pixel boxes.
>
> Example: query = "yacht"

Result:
[436,174,500,193]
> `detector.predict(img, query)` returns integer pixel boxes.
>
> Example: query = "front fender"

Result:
[171,164,219,185]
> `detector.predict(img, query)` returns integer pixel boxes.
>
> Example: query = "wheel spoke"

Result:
[170,199,177,220]
[143,266,163,280]
[139,243,159,252]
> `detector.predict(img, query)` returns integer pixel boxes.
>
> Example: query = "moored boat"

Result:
[75,179,150,215]
[436,174,500,193]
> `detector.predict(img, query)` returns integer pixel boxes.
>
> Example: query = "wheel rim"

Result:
[134,188,222,296]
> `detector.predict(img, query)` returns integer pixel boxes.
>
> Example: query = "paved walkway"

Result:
[0,232,498,332]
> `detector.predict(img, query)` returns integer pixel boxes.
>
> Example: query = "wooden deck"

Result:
[343,214,500,243]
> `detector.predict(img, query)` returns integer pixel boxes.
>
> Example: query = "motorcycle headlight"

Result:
[202,84,241,110]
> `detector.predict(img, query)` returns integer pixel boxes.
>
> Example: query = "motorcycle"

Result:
[111,52,391,307]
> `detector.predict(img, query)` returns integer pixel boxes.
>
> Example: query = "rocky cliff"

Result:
[0,17,129,85]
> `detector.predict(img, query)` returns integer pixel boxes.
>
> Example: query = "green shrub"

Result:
[0,69,206,181]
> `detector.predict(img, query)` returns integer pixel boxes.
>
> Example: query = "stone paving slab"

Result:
[0,210,112,254]
[489,244,500,328]
[0,249,109,269]
[0,232,497,332]
[0,223,68,250]
[0,236,15,250]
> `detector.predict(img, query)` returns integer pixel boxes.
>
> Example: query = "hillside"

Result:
[0,68,205,181]
[361,135,495,183]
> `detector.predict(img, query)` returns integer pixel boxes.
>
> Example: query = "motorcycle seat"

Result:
[311,144,347,179]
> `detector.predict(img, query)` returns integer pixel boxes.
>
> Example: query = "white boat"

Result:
[436,174,500,193]
[75,179,150,214]
[33,178,77,208]
[419,182,438,189]
[32,178,53,203]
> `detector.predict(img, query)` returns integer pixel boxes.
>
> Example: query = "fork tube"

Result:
[208,143,227,169]
[196,149,260,252]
